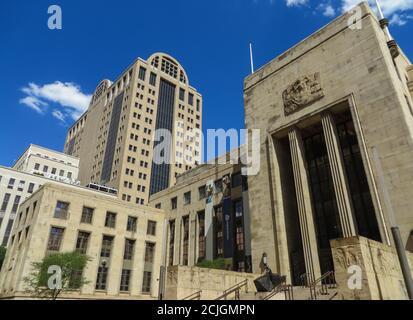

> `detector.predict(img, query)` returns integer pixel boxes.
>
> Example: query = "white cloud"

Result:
[20,81,92,122]
[317,2,336,17]
[342,0,413,17]
[19,96,48,114]
[389,12,413,25]
[286,0,308,7]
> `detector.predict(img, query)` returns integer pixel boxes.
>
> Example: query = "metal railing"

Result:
[263,281,294,301]
[308,271,336,300]
[215,279,248,300]
[182,290,202,300]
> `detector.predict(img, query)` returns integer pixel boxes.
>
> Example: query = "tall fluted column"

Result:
[321,113,357,237]
[288,128,321,283]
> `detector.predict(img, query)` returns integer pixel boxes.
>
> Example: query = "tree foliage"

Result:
[23,251,91,300]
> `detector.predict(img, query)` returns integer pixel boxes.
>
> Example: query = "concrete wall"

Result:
[331,236,413,300]
[164,265,260,300]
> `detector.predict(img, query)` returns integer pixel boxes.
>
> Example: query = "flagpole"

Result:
[374,0,393,40]
[249,43,255,74]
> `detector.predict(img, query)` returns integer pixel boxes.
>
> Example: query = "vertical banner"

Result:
[222,175,233,259]
[205,180,214,261]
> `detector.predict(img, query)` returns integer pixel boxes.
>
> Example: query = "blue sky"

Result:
[0,0,412,166]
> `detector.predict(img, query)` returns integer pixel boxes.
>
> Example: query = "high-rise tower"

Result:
[64,53,202,204]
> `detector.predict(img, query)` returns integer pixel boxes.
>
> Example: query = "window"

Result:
[155,203,161,209]
[81,207,94,224]
[100,235,114,257]
[214,206,224,258]
[47,227,64,251]
[54,201,69,219]
[144,242,155,263]
[182,216,189,265]
[67,172,73,179]
[184,191,191,205]
[34,163,40,170]
[59,170,64,177]
[169,220,175,266]
[17,180,25,192]
[188,93,194,106]
[1,193,11,212]
[147,220,157,236]
[232,172,242,188]
[95,266,108,290]
[105,212,117,228]
[120,269,132,292]
[149,72,157,86]
[76,231,90,254]
[124,239,135,260]
[196,99,200,112]
[171,197,177,210]
[138,66,146,81]
[142,271,152,293]
[7,178,15,189]
[28,183,35,194]
[179,88,185,101]
[198,185,206,200]
[11,195,21,214]
[43,166,49,173]
[51,168,57,175]
[127,216,137,232]
[214,179,223,193]
[198,211,205,261]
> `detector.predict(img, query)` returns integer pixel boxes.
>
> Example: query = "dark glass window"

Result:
[28,183,35,194]
[149,72,157,86]
[11,195,21,214]
[184,192,191,205]
[182,216,189,265]
[105,212,117,228]
[120,269,131,292]
[7,178,15,189]
[336,119,381,241]
[179,88,185,101]
[0,194,10,212]
[198,185,206,200]
[214,179,223,193]
[213,206,224,258]
[147,220,157,236]
[47,227,64,251]
[81,207,94,224]
[100,235,114,257]
[76,231,90,254]
[198,211,205,261]
[232,172,242,188]
[127,216,137,232]
[171,197,177,210]
[124,239,135,260]
[95,266,108,290]
[54,201,69,219]
[142,271,152,293]
[144,242,156,263]
[188,93,194,106]
[169,220,175,266]
[138,66,146,81]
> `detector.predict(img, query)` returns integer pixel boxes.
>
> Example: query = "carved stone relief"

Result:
[283,72,324,115]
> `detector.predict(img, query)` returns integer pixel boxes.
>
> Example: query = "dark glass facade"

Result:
[150,79,176,195]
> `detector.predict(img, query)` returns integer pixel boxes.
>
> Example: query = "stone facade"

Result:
[331,236,413,300]
[164,265,259,300]
[0,183,165,300]
[243,2,413,285]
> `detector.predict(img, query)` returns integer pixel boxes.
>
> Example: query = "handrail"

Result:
[263,281,294,301]
[308,271,336,300]
[182,290,202,300]
[215,279,248,300]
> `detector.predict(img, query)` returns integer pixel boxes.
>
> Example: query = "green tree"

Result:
[24,251,91,300]
[0,246,6,270]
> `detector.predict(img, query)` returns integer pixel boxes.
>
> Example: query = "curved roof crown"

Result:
[147,52,189,86]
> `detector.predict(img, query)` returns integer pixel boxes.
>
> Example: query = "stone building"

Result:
[64,53,203,205]
[0,183,165,300]
[149,151,252,273]
[243,2,413,285]
[0,145,80,247]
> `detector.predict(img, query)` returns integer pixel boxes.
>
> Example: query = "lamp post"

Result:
[372,147,413,299]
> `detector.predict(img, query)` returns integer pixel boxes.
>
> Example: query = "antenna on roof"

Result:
[374,0,393,40]
[249,43,255,74]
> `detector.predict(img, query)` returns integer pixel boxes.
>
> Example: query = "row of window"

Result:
[33,163,73,179]
[162,172,246,210]
[47,227,155,293]
[53,201,157,235]
[0,176,36,194]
